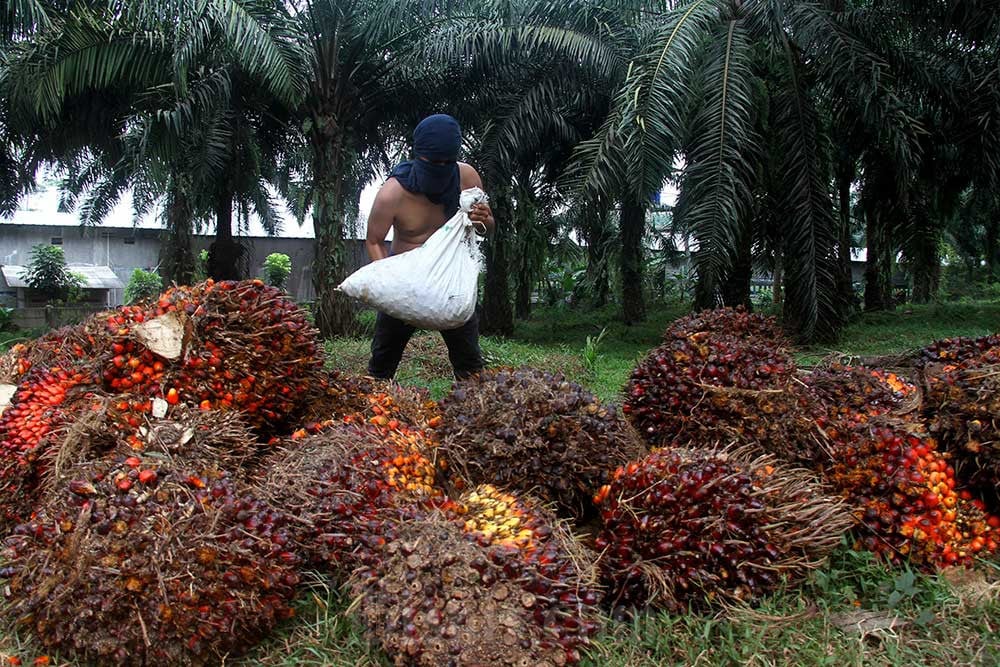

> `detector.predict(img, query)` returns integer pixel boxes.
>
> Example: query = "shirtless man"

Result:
[364,114,495,380]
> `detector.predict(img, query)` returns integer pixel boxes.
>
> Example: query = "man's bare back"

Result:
[365,162,494,260]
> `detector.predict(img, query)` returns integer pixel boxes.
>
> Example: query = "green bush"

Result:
[263,253,292,290]
[0,306,12,332]
[23,244,83,302]
[124,268,164,305]
[194,249,209,283]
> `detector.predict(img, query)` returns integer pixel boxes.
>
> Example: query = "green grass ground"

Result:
[3,301,1000,665]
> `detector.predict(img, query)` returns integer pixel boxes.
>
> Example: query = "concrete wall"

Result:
[11,305,107,330]
[0,224,378,305]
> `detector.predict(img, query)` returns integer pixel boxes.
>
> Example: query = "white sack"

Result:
[337,187,487,330]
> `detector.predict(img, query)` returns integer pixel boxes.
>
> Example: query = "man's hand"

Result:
[469,202,494,235]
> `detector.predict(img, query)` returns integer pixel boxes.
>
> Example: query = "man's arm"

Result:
[365,182,398,261]
[459,162,495,235]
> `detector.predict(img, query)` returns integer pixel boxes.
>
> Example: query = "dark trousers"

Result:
[367,310,485,380]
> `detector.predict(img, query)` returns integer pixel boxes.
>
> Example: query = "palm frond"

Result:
[770,41,839,341]
[674,19,759,304]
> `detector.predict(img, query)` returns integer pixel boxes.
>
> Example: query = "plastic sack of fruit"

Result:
[337,187,487,330]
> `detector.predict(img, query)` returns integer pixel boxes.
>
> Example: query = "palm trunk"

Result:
[836,159,856,312]
[863,209,893,311]
[619,198,646,324]
[310,127,357,338]
[721,224,752,309]
[481,187,514,336]
[585,204,611,308]
[160,172,196,286]
[986,217,999,282]
[207,185,243,281]
[515,274,532,319]
[772,252,783,307]
[911,203,940,304]
[513,182,535,320]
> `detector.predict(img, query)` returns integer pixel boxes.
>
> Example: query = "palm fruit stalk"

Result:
[918,334,1000,509]
[3,450,301,665]
[823,420,999,568]
[625,309,821,464]
[257,422,442,573]
[594,446,850,612]
[350,503,600,667]
[437,367,645,519]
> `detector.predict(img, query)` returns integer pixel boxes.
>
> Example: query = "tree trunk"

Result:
[310,126,357,338]
[721,224,752,309]
[584,204,612,308]
[619,198,646,324]
[863,209,894,311]
[160,173,196,286]
[207,185,243,281]
[481,188,514,336]
[986,217,999,282]
[836,159,856,312]
[515,275,532,319]
[512,177,536,320]
[772,252,783,307]
[911,202,940,304]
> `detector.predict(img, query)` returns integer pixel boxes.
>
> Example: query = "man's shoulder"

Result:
[458,162,483,189]
[375,177,405,203]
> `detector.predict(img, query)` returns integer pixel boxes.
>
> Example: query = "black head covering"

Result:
[388,114,462,218]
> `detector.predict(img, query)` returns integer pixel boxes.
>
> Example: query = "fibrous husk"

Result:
[918,334,1000,509]
[437,367,645,519]
[823,419,999,568]
[594,446,850,612]
[625,310,822,465]
[257,423,442,573]
[3,457,301,666]
[350,506,601,667]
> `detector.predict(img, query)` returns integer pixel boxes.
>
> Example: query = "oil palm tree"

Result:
[1,0,309,282]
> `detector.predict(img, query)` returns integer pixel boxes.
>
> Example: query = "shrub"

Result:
[263,253,292,290]
[23,244,83,301]
[123,268,163,305]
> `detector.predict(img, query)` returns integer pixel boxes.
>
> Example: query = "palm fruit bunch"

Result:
[258,422,442,573]
[3,448,300,665]
[297,375,443,438]
[825,421,999,568]
[624,309,821,464]
[593,446,849,611]
[664,306,787,341]
[350,506,601,667]
[437,367,645,518]
[920,333,1000,366]
[447,485,603,655]
[805,363,918,426]
[918,334,1000,508]
[98,279,323,432]
[0,365,100,529]
[0,342,31,383]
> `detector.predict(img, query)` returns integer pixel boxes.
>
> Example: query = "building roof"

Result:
[1,264,124,289]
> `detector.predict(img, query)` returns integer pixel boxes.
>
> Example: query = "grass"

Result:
[3,299,1000,665]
